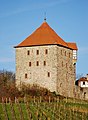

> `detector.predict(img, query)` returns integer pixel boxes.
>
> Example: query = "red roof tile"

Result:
[78,77,88,82]
[67,42,78,50]
[15,22,78,50]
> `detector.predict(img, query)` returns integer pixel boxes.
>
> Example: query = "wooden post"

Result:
[9,97,11,104]
[40,96,42,103]
[15,97,17,104]
[34,96,35,103]
[16,99,24,120]
[49,96,50,103]
[66,97,67,103]
[2,97,8,120]
[9,98,17,120]
[6,98,7,104]
[47,117,50,120]
[24,96,26,103]
[25,101,31,120]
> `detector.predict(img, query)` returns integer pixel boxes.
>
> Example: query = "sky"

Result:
[0,0,88,76]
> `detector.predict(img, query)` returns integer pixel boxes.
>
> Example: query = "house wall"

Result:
[15,45,76,98]
[79,81,88,88]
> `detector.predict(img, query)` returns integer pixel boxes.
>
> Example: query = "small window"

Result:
[45,49,48,54]
[65,51,66,56]
[83,82,85,85]
[61,50,62,55]
[66,63,67,68]
[36,50,39,55]
[27,50,30,55]
[29,62,31,67]
[44,61,46,66]
[62,61,63,67]
[25,73,27,79]
[36,61,39,66]
[48,72,50,77]
[69,53,70,58]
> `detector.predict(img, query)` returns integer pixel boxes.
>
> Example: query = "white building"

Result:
[77,75,88,88]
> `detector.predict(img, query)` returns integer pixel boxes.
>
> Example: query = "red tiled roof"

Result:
[67,42,78,50]
[15,21,78,50]
[78,77,88,82]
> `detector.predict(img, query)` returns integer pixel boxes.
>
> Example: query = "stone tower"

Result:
[14,21,78,98]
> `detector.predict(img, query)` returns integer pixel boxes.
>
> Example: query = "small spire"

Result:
[44,12,46,22]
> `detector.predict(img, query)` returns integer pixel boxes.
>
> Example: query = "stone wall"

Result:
[16,45,58,92]
[56,46,75,97]
[75,85,88,100]
[15,45,76,98]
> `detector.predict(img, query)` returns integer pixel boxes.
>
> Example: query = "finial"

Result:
[44,12,46,22]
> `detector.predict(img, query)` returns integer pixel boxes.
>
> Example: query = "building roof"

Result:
[67,42,78,50]
[15,21,77,50]
[78,77,87,82]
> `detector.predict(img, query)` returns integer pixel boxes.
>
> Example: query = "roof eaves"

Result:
[14,43,73,50]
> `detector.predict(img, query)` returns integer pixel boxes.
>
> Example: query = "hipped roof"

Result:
[15,21,77,50]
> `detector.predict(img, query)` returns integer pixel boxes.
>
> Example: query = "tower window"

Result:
[27,50,30,55]
[62,61,63,67]
[29,62,31,67]
[65,51,66,56]
[45,49,48,54]
[36,61,39,66]
[48,72,50,77]
[66,63,67,68]
[25,73,27,79]
[61,50,62,55]
[44,61,46,66]
[36,50,39,55]
[69,53,70,58]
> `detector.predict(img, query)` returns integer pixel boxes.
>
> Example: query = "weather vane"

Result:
[44,12,46,22]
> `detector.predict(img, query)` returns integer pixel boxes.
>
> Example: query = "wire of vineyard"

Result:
[0,96,88,120]
[0,70,88,119]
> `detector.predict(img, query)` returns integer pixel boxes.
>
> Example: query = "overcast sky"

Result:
[0,0,88,76]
